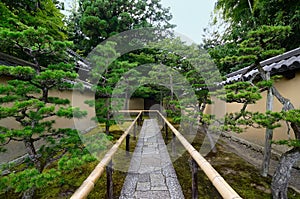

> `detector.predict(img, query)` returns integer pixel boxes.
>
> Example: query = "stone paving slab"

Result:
[120,119,184,199]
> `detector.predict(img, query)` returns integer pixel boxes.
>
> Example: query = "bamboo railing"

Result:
[70,111,142,199]
[156,111,242,199]
[71,110,242,199]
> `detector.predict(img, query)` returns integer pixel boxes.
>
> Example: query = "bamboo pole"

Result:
[156,111,242,199]
[70,111,142,199]
[72,110,241,199]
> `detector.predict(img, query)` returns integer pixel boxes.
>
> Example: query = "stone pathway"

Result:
[119,119,184,199]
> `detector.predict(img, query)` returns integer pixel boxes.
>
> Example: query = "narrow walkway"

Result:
[120,119,184,199]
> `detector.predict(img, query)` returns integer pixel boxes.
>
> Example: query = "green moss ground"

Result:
[1,119,299,198]
[166,128,300,199]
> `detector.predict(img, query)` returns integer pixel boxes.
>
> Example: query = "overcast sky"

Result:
[160,0,217,44]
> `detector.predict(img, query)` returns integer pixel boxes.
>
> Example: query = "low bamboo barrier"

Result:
[156,111,242,199]
[70,111,142,199]
[71,110,241,199]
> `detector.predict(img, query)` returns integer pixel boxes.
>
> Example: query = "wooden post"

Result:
[106,160,113,199]
[172,132,176,156]
[133,123,137,140]
[191,159,199,199]
[138,113,142,126]
[165,123,168,141]
[126,134,130,156]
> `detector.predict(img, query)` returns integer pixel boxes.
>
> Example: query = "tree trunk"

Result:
[105,120,110,135]
[42,87,48,102]
[105,99,110,135]
[256,63,300,198]
[271,148,300,199]
[23,140,41,199]
[169,74,174,100]
[124,86,129,110]
[22,187,36,199]
[202,123,217,154]
[261,128,273,176]
[261,72,274,177]
[24,140,42,172]
[198,102,217,154]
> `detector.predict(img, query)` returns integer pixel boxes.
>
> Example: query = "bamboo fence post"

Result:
[106,160,113,199]
[165,122,168,141]
[133,122,137,140]
[172,132,176,156]
[126,134,130,156]
[191,158,199,199]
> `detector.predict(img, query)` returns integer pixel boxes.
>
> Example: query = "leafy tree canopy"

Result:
[0,0,67,40]
[205,0,300,74]
[67,0,175,55]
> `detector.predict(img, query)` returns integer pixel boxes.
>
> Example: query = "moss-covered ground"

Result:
[164,126,300,199]
[1,118,300,198]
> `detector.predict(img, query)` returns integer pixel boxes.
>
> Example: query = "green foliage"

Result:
[222,82,262,103]
[252,111,283,129]
[58,154,96,171]
[0,27,72,68]
[220,25,291,72]
[57,107,87,119]
[47,97,70,105]
[221,94,300,147]
[223,111,252,133]
[206,0,299,74]
[0,2,26,30]
[0,0,67,40]
[0,65,35,80]
[67,0,175,54]
[0,3,90,196]
[2,169,60,193]
[273,140,300,147]
[283,109,300,125]
[86,42,138,133]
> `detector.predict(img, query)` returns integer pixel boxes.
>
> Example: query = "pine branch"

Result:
[43,149,68,170]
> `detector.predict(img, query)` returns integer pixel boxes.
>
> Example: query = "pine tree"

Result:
[220,25,300,199]
[0,7,98,198]
[67,0,175,55]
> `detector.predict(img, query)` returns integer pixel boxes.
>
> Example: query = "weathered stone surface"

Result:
[151,186,168,191]
[150,173,165,187]
[119,119,184,199]
[135,191,170,198]
[166,177,185,199]
[137,173,148,181]
[120,174,138,197]
[162,164,177,178]
[136,182,151,191]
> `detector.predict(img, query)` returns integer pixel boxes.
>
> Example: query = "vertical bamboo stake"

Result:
[133,123,137,140]
[172,132,176,156]
[106,160,113,199]
[126,134,130,156]
[191,159,199,199]
[165,123,168,141]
